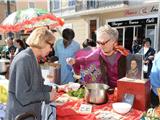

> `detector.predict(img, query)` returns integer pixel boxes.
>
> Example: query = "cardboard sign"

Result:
[79,104,92,113]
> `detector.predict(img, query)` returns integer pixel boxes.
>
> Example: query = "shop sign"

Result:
[108,18,157,27]
[124,5,158,16]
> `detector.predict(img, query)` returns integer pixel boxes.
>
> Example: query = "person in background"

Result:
[150,51,160,108]
[5,27,57,120]
[82,38,96,48]
[67,25,129,87]
[132,36,141,54]
[138,38,155,79]
[76,38,96,58]
[2,37,16,59]
[13,38,26,55]
[91,31,96,42]
[54,28,80,84]
[73,38,97,82]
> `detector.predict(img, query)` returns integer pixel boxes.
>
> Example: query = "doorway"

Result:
[116,26,145,52]
[89,19,97,41]
[125,27,133,52]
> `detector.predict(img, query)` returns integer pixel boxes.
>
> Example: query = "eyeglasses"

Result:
[96,39,111,45]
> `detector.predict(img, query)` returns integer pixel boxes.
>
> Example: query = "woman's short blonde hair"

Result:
[96,25,119,41]
[26,27,55,49]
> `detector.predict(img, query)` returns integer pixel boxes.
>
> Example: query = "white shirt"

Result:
[144,47,149,55]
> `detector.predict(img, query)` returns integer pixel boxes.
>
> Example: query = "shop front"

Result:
[108,17,158,52]
[106,3,159,52]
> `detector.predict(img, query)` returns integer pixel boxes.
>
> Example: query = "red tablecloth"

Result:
[56,94,143,120]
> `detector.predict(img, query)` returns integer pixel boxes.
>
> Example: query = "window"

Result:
[10,0,16,3]
[87,0,99,9]
[117,28,123,45]
[146,25,155,48]
[135,26,144,45]
[125,27,133,52]
[68,0,75,6]
[28,2,35,8]
[53,0,60,10]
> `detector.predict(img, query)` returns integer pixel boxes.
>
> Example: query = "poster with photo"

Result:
[126,54,143,80]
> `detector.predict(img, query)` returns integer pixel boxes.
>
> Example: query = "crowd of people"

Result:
[1,24,160,119]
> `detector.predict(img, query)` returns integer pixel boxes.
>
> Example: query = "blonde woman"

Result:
[5,27,57,120]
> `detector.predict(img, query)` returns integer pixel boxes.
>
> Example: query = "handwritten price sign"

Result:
[79,104,92,113]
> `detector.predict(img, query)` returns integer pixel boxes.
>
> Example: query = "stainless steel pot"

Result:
[0,58,10,74]
[85,83,110,104]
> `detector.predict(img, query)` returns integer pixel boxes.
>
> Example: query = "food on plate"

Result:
[67,88,85,98]
[141,107,160,119]
[55,94,70,104]
[58,82,81,92]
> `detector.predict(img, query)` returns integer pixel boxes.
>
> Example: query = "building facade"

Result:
[16,0,160,51]
[0,1,16,45]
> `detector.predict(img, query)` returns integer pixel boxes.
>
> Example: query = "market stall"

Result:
[56,92,143,120]
[55,88,143,120]
[0,77,158,120]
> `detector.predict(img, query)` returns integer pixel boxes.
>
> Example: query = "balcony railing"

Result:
[76,0,128,12]
[52,5,76,17]
[51,0,128,16]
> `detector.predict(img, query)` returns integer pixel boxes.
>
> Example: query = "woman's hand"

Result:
[66,57,76,65]
[148,55,154,60]
[50,88,58,102]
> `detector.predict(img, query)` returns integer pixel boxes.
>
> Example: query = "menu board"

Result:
[79,104,92,114]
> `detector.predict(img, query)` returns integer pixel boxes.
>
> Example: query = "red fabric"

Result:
[57,101,96,120]
[114,42,129,56]
[56,94,143,120]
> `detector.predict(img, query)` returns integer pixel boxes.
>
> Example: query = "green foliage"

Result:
[67,88,85,98]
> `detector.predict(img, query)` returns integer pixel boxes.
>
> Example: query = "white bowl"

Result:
[112,102,132,114]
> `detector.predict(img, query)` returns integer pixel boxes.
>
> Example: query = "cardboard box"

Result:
[117,77,150,111]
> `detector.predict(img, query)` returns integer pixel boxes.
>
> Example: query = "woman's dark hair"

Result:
[82,38,96,48]
[143,38,151,45]
[62,28,75,41]
[15,39,26,49]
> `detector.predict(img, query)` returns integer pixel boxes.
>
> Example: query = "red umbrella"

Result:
[0,8,64,33]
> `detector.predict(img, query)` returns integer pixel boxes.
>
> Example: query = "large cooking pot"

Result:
[85,83,110,104]
[0,58,10,74]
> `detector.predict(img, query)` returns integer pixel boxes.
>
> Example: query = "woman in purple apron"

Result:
[67,25,129,88]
